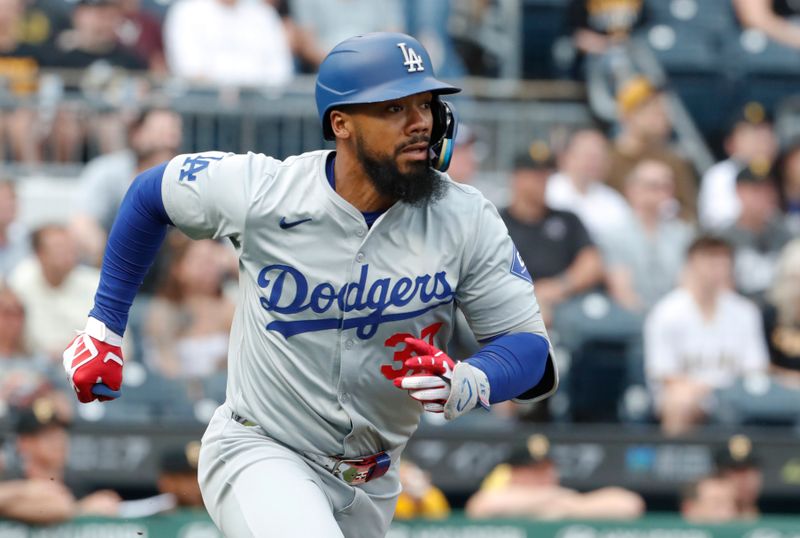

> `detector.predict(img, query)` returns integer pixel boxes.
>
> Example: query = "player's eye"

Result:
[421,102,432,110]
[387,104,403,113]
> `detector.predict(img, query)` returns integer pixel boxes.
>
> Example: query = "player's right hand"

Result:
[393,338,456,413]
[62,317,124,403]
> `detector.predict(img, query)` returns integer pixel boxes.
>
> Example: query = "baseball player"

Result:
[62,32,557,537]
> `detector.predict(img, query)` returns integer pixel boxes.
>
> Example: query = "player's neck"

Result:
[333,152,394,212]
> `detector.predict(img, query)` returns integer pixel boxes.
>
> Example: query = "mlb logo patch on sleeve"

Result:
[510,244,532,283]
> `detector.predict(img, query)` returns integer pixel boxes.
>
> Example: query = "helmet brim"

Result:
[319,77,461,140]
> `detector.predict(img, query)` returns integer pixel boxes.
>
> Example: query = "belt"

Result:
[231,412,259,427]
[303,451,391,485]
[231,412,390,485]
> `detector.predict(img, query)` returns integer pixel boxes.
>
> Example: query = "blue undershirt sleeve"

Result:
[464,332,549,403]
[88,163,173,335]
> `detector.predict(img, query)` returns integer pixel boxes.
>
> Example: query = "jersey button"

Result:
[356,253,365,263]
[356,228,366,237]
[340,392,351,403]
[344,339,354,350]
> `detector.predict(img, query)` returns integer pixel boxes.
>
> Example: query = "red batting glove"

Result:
[62,318,124,403]
[393,337,456,413]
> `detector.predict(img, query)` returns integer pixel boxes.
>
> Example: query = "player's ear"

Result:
[330,110,352,140]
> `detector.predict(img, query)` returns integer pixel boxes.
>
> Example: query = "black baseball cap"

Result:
[736,159,774,185]
[728,101,772,133]
[513,141,555,172]
[715,435,760,470]
[160,441,201,474]
[14,398,71,435]
[506,434,553,466]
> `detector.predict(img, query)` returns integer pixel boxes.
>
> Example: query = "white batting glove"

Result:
[393,338,490,421]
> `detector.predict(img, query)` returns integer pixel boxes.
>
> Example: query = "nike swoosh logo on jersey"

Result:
[279,217,312,229]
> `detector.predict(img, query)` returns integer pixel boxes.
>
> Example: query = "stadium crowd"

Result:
[0,0,799,528]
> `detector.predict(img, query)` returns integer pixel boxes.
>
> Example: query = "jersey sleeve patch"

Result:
[510,243,532,283]
[177,152,228,182]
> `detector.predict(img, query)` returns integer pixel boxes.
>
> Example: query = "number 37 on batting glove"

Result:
[62,317,124,403]
[393,338,490,421]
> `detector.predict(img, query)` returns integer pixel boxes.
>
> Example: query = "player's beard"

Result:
[355,133,446,207]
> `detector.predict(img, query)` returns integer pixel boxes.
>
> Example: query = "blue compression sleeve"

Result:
[465,332,549,403]
[88,163,172,335]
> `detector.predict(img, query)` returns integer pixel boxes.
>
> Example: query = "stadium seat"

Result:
[723,29,800,76]
[647,0,737,35]
[713,376,800,427]
[567,338,631,422]
[645,24,719,74]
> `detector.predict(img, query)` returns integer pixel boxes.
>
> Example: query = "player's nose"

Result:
[405,104,432,136]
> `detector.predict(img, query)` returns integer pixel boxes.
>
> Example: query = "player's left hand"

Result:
[393,338,490,421]
[62,318,124,403]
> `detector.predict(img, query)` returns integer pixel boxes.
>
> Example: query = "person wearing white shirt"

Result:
[8,225,99,361]
[546,128,631,242]
[645,236,768,436]
[164,0,293,87]
[698,103,778,231]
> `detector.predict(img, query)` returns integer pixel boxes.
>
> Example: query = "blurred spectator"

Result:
[0,477,75,524]
[404,0,467,79]
[699,102,778,231]
[144,234,235,379]
[36,0,147,162]
[157,441,205,509]
[715,435,763,520]
[17,0,71,50]
[117,0,167,73]
[8,224,99,361]
[164,0,293,88]
[568,0,647,56]
[0,0,46,163]
[0,179,30,276]
[447,0,504,77]
[763,239,800,383]
[446,125,479,185]
[504,147,604,326]
[466,434,644,520]
[601,159,694,313]
[546,127,630,241]
[0,285,58,412]
[0,285,27,361]
[733,0,800,50]
[776,139,800,234]
[9,396,122,516]
[394,460,450,520]
[681,474,738,524]
[69,107,183,265]
[720,161,792,301]
[645,236,769,436]
[270,0,323,71]
[46,0,146,70]
[608,76,697,221]
[289,0,403,66]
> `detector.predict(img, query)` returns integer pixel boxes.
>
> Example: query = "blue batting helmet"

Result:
[316,33,461,159]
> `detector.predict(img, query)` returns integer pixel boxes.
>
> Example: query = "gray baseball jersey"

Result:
[161,149,555,459]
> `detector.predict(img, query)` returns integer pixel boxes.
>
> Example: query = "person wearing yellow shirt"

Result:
[394,460,450,520]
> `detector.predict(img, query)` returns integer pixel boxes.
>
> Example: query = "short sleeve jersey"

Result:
[161,150,554,457]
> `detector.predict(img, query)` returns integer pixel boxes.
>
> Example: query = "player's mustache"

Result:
[395,136,430,155]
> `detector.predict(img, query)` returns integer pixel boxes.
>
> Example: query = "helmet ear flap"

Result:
[429,100,458,172]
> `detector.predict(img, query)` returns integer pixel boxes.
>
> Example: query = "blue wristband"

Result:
[465,332,549,403]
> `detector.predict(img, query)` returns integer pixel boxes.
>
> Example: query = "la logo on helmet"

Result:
[397,42,424,73]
